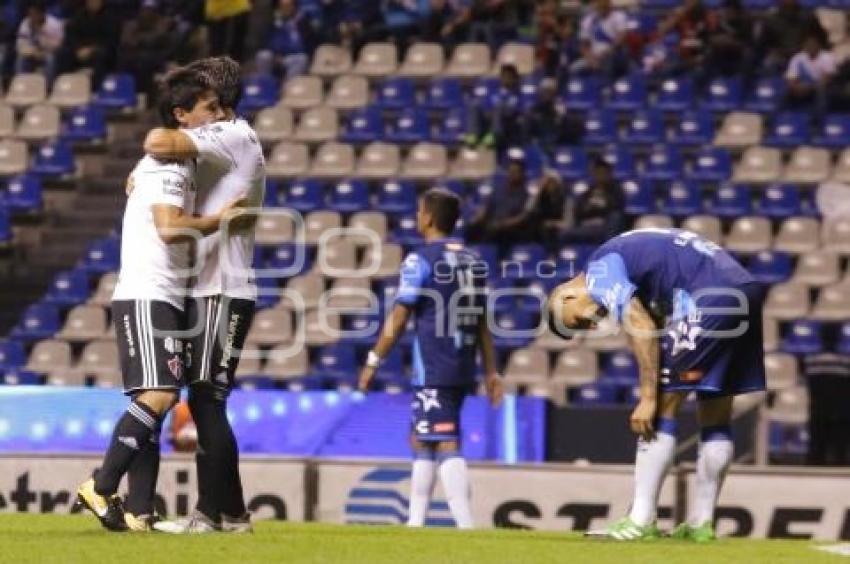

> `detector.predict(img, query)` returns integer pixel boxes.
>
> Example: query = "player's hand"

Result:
[125,175,135,196]
[485,374,504,407]
[220,196,255,231]
[358,366,376,393]
[630,397,657,440]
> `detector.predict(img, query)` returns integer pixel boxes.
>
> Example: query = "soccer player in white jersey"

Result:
[140,57,265,534]
[76,69,248,532]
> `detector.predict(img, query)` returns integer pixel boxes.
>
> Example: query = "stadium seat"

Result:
[0,340,25,371]
[822,217,850,254]
[519,77,540,111]
[656,76,694,112]
[25,339,72,378]
[714,112,763,148]
[469,76,500,111]
[748,250,793,284]
[504,145,545,178]
[348,211,388,247]
[733,146,782,184]
[832,148,850,183]
[622,109,664,145]
[622,179,655,215]
[763,283,810,320]
[49,72,91,108]
[681,215,723,244]
[764,113,810,148]
[262,345,309,385]
[433,107,469,146]
[0,104,13,138]
[16,104,60,142]
[391,214,424,246]
[326,75,369,110]
[702,76,743,112]
[11,303,60,341]
[311,142,357,179]
[660,180,702,217]
[244,309,293,346]
[31,140,75,177]
[811,282,850,321]
[450,148,495,180]
[571,382,620,405]
[690,147,732,182]
[492,310,537,349]
[5,73,47,108]
[303,210,342,246]
[92,73,136,110]
[608,74,647,111]
[759,184,804,218]
[385,107,430,143]
[279,272,325,310]
[80,238,120,273]
[792,251,840,286]
[710,183,752,218]
[764,352,799,391]
[783,147,831,184]
[401,143,448,180]
[669,109,714,146]
[281,178,324,213]
[600,145,636,179]
[88,272,117,307]
[266,142,310,178]
[552,146,588,181]
[444,43,490,78]
[253,106,293,145]
[744,77,785,114]
[254,212,296,247]
[838,323,850,355]
[774,217,821,254]
[62,105,107,143]
[356,142,400,179]
[423,77,464,111]
[634,214,674,230]
[316,239,359,277]
[340,106,384,144]
[294,106,339,143]
[328,179,370,213]
[310,44,353,77]
[375,77,416,110]
[563,75,602,111]
[812,114,850,148]
[551,349,598,387]
[303,310,341,346]
[494,43,535,75]
[505,348,550,385]
[583,110,617,145]
[280,75,323,110]
[4,173,42,214]
[600,350,639,384]
[57,304,108,342]
[0,139,29,176]
[326,276,373,310]
[315,343,358,382]
[44,269,89,306]
[780,319,824,354]
[376,179,416,215]
[238,74,280,112]
[398,42,444,77]
[266,243,311,277]
[725,216,772,253]
[502,244,546,281]
[362,242,403,279]
[643,144,683,181]
[353,42,398,77]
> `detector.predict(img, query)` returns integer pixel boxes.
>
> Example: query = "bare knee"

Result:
[135,390,179,416]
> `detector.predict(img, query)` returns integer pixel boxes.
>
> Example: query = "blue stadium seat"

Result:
[622,109,664,145]
[10,303,60,341]
[600,351,639,383]
[837,323,850,355]
[469,77,501,111]
[748,250,793,284]
[343,314,382,346]
[691,147,732,182]
[4,174,42,214]
[254,276,280,309]
[80,237,120,273]
[433,107,469,145]
[759,184,804,218]
[62,105,107,143]
[781,319,823,354]
[571,382,620,405]
[710,183,753,217]
[502,244,546,280]
[812,114,850,149]
[563,75,602,111]
[238,74,281,112]
[2,369,43,385]
[266,242,312,276]
[660,180,702,217]
[702,77,743,112]
[669,109,714,146]
[743,0,777,10]
[492,310,536,349]
[503,146,546,178]
[768,421,809,459]
[392,215,424,246]
[263,179,281,207]
[424,77,464,111]
[517,278,556,313]
[315,343,358,382]
[376,179,417,215]
[0,208,10,245]
[583,110,617,145]
[470,244,500,278]
[600,145,636,179]
[283,178,325,212]
[236,376,276,390]
[552,146,588,181]
[764,113,810,148]
[744,77,786,113]
[376,77,416,110]
[340,106,384,144]
[435,178,467,199]
[31,141,75,177]
[0,340,25,371]
[44,269,90,306]
[656,77,694,112]
[555,245,594,278]
[608,74,647,112]
[643,144,683,181]
[385,107,430,143]
[622,179,655,215]
[328,179,370,213]
[374,347,406,388]
[519,77,540,111]
[627,12,659,35]
[488,276,516,314]
[93,74,136,110]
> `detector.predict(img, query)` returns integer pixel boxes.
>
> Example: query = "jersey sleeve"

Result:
[395,252,431,306]
[585,252,637,322]
[147,169,191,209]
[183,122,242,168]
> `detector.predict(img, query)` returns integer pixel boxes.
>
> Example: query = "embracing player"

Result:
[358,188,504,529]
[547,228,766,541]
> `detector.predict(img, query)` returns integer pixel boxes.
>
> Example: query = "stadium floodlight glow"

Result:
[65,419,83,436]
[0,418,9,438]
[226,410,237,424]
[245,404,261,422]
[324,391,340,407]
[299,396,313,412]
[97,419,112,436]
[272,400,287,417]
[30,422,48,440]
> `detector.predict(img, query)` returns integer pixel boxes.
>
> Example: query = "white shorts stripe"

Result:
[134,301,152,388]
[143,300,157,388]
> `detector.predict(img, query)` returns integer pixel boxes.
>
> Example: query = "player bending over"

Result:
[358,188,504,529]
[546,228,766,542]
[76,69,247,531]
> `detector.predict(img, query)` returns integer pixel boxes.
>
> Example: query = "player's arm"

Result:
[146,123,240,169]
[624,297,660,440]
[478,315,504,407]
[152,199,246,244]
[143,128,198,161]
[357,304,412,392]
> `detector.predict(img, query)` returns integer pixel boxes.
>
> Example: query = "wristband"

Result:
[366,350,382,369]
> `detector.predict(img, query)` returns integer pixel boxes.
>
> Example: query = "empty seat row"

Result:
[2,72,91,109]
[0,139,77,177]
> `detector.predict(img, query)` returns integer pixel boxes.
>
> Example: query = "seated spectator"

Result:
[465,156,534,245]
[117,0,176,97]
[60,0,118,86]
[205,0,251,61]
[323,0,383,52]
[570,0,629,79]
[466,64,525,151]
[549,157,626,245]
[468,0,523,50]
[530,170,569,250]
[702,0,753,82]
[528,78,584,154]
[650,0,715,77]
[785,34,836,117]
[380,0,430,49]
[15,1,64,82]
[757,0,826,77]
[542,13,580,83]
[258,0,317,79]
[421,0,471,48]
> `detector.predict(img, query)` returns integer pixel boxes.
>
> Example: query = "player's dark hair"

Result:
[155,68,211,128]
[421,188,461,235]
[186,56,243,109]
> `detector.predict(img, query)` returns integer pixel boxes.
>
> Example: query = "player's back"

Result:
[403,240,487,388]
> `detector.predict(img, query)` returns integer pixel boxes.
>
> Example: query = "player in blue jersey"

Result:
[358,187,504,529]
[546,228,766,542]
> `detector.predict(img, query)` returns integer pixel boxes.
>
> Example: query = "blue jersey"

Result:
[395,239,487,388]
[586,228,755,322]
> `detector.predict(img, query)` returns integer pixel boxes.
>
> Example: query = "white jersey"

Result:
[184,119,266,301]
[112,156,197,310]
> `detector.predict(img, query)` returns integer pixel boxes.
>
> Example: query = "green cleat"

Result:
[670,522,717,543]
[587,517,662,541]
[479,133,495,148]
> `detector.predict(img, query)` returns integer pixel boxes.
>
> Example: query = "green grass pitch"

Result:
[0,514,845,564]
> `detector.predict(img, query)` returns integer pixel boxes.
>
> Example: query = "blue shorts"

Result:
[660,283,767,398]
[410,386,472,442]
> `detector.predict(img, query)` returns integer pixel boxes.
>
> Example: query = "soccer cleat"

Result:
[153,511,219,534]
[221,513,253,533]
[671,522,717,543]
[589,517,661,541]
[124,513,162,532]
[76,478,128,532]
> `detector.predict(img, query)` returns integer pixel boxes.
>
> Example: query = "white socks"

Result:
[438,454,474,529]
[629,418,678,527]
[690,426,733,526]
[407,457,437,528]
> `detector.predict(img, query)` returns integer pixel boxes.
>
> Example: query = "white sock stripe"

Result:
[128,403,156,430]
[144,301,157,387]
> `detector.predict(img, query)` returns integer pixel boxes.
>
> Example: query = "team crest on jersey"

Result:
[416,389,441,413]
[668,318,703,357]
[163,336,183,355]
[167,355,184,380]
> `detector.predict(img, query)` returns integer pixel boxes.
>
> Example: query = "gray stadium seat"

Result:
[763,283,810,320]
[763,316,779,352]
[401,143,448,180]
[234,347,263,378]
[774,217,821,254]
[831,148,850,183]
[254,211,295,246]
[733,146,782,184]
[356,142,401,179]
[5,73,47,107]
[26,339,72,376]
[353,43,398,77]
[724,216,772,253]
[281,273,326,310]
[449,147,495,180]
[280,75,323,110]
[822,217,850,254]
[245,309,294,346]
[582,321,628,351]
[304,210,342,245]
[325,75,370,110]
[347,211,388,248]
[15,104,60,141]
[765,352,799,391]
[253,106,293,144]
[294,106,338,143]
[0,104,14,137]
[792,251,840,286]
[444,43,491,77]
[266,142,309,178]
[58,305,108,342]
[74,339,120,385]
[681,215,723,244]
[633,214,675,230]
[310,44,353,78]
[316,239,359,277]
[811,282,850,320]
[504,348,550,385]
[48,72,91,108]
[362,242,403,279]
[0,139,29,176]
[551,349,598,386]
[263,345,309,382]
[493,43,536,75]
[303,310,340,346]
[89,272,118,307]
[768,386,808,423]
[398,43,445,78]
[783,147,831,184]
[309,142,356,178]
[818,8,847,46]
[714,112,763,148]
[532,323,580,351]
[325,276,373,309]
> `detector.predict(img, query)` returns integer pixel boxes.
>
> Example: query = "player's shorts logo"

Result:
[416,389,442,413]
[668,318,703,357]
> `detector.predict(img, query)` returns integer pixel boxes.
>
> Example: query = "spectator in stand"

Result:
[570,0,629,79]
[528,78,584,155]
[466,155,534,245]
[785,34,836,118]
[550,156,626,245]
[652,0,715,77]
[164,0,207,64]
[466,63,525,151]
[702,0,753,82]
[421,0,471,48]
[206,0,251,61]
[538,9,580,82]
[758,0,826,76]
[258,0,317,79]
[60,0,118,86]
[323,0,384,52]
[117,0,176,97]
[379,0,430,49]
[468,0,523,50]
[531,170,569,250]
[15,1,64,83]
